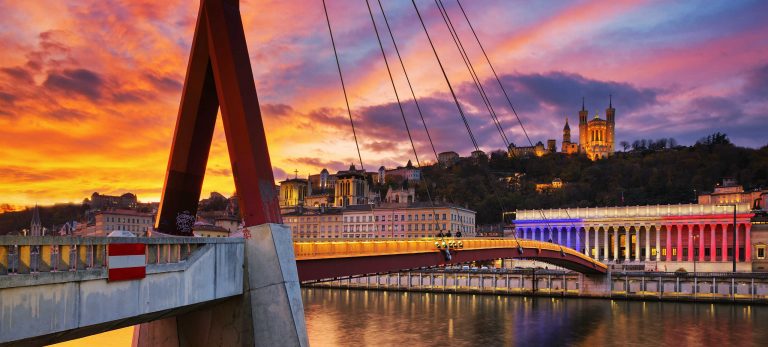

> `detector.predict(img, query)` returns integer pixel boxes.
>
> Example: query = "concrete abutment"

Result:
[133,224,308,347]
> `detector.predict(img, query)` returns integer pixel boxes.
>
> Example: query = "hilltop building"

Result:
[86,192,138,210]
[508,97,617,160]
[578,96,616,160]
[77,209,155,237]
[698,178,767,209]
[437,151,459,167]
[280,161,420,210]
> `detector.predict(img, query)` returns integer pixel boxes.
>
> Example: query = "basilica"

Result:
[509,97,616,161]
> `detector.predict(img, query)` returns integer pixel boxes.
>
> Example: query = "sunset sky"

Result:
[1,0,767,208]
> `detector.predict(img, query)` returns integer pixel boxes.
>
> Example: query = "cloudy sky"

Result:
[1,0,766,208]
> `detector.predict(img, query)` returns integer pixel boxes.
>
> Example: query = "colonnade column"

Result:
[735,224,740,262]
[655,227,661,261]
[698,226,705,262]
[710,225,717,262]
[613,229,619,262]
[666,226,672,262]
[687,226,693,262]
[584,229,590,257]
[566,228,571,248]
[574,229,580,252]
[745,224,751,261]
[558,228,562,245]
[635,228,640,262]
[721,224,728,262]
[676,226,683,261]
[645,228,650,261]
[603,229,608,261]
[594,228,599,260]
[625,227,631,261]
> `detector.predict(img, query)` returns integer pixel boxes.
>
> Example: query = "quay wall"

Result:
[305,269,768,304]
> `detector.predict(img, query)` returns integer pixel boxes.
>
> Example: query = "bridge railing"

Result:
[0,236,240,277]
[294,237,606,270]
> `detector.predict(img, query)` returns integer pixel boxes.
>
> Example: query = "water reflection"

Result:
[303,288,768,347]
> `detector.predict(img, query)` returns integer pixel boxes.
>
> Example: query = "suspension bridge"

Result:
[1,0,607,346]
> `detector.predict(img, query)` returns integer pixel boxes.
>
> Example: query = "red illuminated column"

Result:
[745,224,751,261]
[721,224,728,262]
[710,224,716,262]
[698,225,705,262]
[735,223,740,262]
[676,225,683,261]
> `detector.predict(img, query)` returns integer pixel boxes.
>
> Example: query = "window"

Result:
[442,213,446,220]
[757,246,766,259]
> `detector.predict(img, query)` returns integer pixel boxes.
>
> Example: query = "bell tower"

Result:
[578,97,588,150]
[606,94,615,153]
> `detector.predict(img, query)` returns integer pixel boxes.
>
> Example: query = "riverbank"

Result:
[305,269,768,305]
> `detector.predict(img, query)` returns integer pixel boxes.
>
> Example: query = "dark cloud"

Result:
[1,67,34,83]
[112,91,148,104]
[341,71,662,156]
[0,92,17,105]
[144,72,182,92]
[0,167,56,183]
[743,64,768,100]
[46,107,90,121]
[208,167,232,176]
[261,103,294,119]
[25,30,73,72]
[272,167,288,180]
[365,140,400,153]
[304,107,349,129]
[43,68,104,100]
[496,71,659,115]
[689,96,744,120]
[288,157,348,172]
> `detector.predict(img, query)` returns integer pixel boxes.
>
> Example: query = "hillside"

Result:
[415,141,768,224]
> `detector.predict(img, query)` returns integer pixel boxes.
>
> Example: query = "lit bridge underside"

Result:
[294,238,607,282]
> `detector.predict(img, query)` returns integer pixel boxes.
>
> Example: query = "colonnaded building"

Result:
[510,181,768,272]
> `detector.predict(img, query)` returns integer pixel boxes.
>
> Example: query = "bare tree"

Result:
[620,141,630,152]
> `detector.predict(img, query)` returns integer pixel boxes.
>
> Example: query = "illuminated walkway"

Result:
[294,238,607,282]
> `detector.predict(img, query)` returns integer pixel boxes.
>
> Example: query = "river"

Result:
[303,288,768,346]
[51,288,768,346]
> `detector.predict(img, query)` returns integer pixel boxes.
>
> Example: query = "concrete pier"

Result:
[133,223,308,347]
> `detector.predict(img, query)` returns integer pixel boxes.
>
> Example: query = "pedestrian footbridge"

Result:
[0,233,605,346]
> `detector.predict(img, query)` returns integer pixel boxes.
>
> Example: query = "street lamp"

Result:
[692,232,699,274]
[716,204,737,273]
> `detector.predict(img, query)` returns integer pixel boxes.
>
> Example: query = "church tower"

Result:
[578,97,588,149]
[30,205,42,236]
[562,117,571,143]
[606,94,616,154]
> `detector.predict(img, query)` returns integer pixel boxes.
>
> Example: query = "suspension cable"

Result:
[376,0,439,162]
[455,0,534,147]
[366,0,444,234]
[411,0,479,151]
[322,0,365,170]
[435,0,509,148]
[451,0,573,252]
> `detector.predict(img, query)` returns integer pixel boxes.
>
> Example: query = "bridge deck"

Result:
[293,238,607,281]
